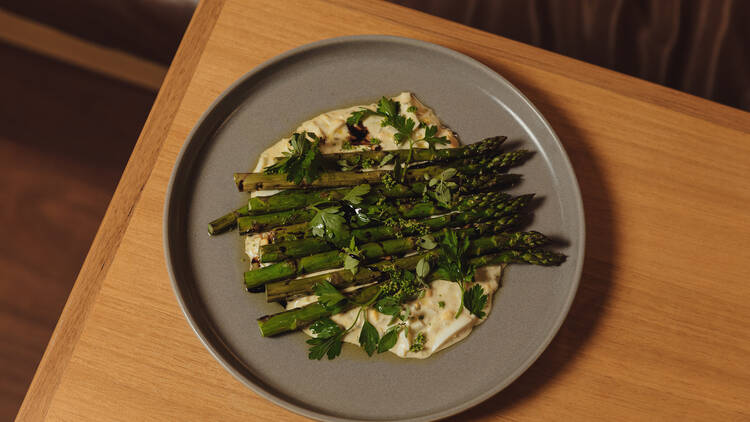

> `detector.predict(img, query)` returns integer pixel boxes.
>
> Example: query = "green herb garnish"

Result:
[409,332,426,352]
[376,97,416,144]
[375,296,401,317]
[309,285,382,360]
[416,257,430,279]
[428,168,458,208]
[346,109,376,126]
[418,234,438,250]
[341,183,370,204]
[308,184,369,245]
[435,231,487,318]
[263,132,323,184]
[358,319,379,356]
[379,152,395,167]
[418,125,450,151]
[342,237,363,275]
[347,97,417,146]
[379,267,424,304]
[307,318,345,360]
[377,324,403,353]
[313,281,347,311]
[361,158,376,169]
[383,217,430,238]
[309,206,348,243]
[381,172,397,189]
[463,284,488,319]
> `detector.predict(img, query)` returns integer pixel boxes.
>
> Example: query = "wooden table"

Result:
[17,0,750,420]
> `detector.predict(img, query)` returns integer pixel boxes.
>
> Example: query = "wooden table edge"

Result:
[17,0,750,419]
[15,1,227,420]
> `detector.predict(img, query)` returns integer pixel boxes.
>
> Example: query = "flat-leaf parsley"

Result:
[263,132,324,184]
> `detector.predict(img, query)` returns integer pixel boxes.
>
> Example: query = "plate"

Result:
[164,35,584,421]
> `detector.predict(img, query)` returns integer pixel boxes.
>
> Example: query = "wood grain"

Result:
[14,1,225,420]
[18,0,750,420]
[0,41,155,420]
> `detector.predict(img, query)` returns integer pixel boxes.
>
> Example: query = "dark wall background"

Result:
[390,0,750,111]
[2,0,748,111]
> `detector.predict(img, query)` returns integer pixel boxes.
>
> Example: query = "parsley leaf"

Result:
[343,254,360,275]
[307,318,344,360]
[309,318,342,338]
[418,125,450,151]
[342,184,371,204]
[342,237,363,275]
[374,296,401,316]
[377,96,397,117]
[314,281,347,311]
[358,319,379,356]
[463,284,488,319]
[346,109,376,126]
[436,230,473,282]
[376,97,417,145]
[392,155,407,183]
[436,231,476,318]
[377,324,403,353]
[307,332,344,360]
[346,98,420,148]
[416,257,430,279]
[309,206,348,243]
[418,235,438,250]
[428,168,458,208]
[391,116,416,144]
[379,152,395,167]
[263,132,323,184]
[308,305,381,361]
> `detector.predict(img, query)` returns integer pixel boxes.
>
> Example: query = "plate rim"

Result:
[163,34,585,422]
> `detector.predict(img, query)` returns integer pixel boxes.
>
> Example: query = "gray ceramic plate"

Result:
[164,35,584,421]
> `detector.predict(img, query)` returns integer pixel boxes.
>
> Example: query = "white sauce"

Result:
[247,92,504,358]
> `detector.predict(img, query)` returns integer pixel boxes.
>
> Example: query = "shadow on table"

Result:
[447,67,617,420]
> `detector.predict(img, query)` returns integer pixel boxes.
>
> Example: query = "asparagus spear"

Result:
[208,189,316,235]
[207,171,520,235]
[208,204,249,236]
[258,284,381,338]
[247,172,519,215]
[257,248,566,337]
[209,150,526,234]
[238,189,530,235]
[258,182,526,242]
[269,222,316,242]
[237,208,318,235]
[258,196,528,262]
[265,228,544,302]
[209,139,516,234]
[325,136,505,169]
[244,217,535,289]
[235,149,530,192]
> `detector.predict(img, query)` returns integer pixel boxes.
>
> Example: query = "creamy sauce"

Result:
[247,92,504,358]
